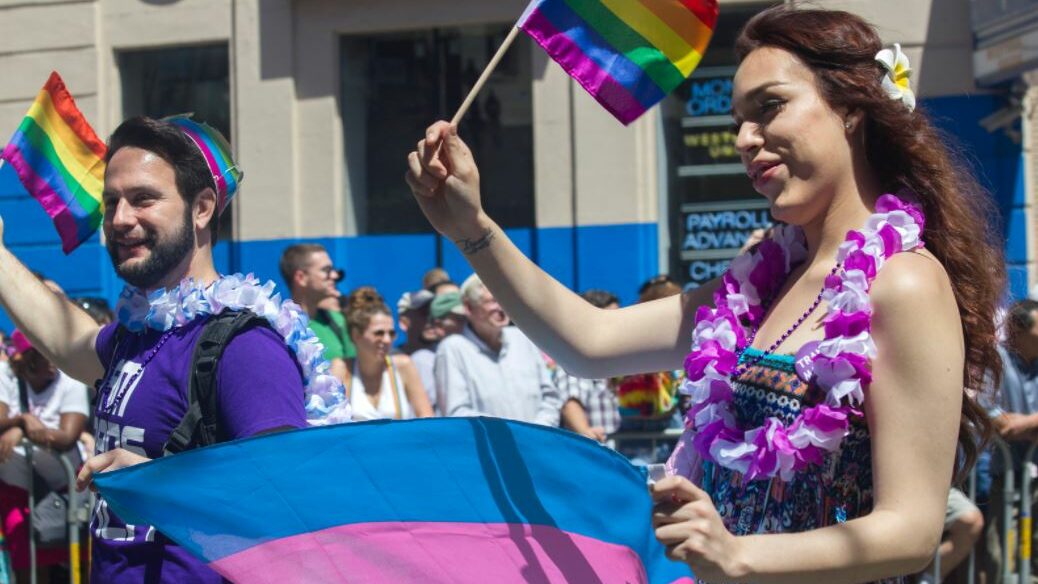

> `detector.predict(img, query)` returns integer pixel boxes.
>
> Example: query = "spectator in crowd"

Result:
[0,331,89,582]
[981,299,1038,582]
[637,274,683,304]
[397,289,439,411]
[345,287,433,421]
[429,280,460,296]
[435,274,561,425]
[555,290,621,443]
[916,488,983,584]
[71,297,115,326]
[397,289,437,355]
[429,291,467,337]
[602,279,687,464]
[422,267,451,291]
[279,244,354,381]
[317,266,346,317]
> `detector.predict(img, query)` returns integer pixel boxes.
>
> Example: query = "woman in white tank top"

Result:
[343,287,433,421]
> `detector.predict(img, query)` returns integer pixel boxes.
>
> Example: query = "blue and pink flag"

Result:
[94,417,694,583]
[518,0,719,125]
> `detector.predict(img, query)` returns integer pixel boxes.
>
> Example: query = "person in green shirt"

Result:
[279,244,355,384]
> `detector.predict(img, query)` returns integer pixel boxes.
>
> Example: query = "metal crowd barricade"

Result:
[607,427,684,463]
[21,440,89,584]
[937,436,1026,584]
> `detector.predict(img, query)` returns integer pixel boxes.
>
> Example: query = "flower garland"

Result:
[115,273,352,425]
[680,194,924,481]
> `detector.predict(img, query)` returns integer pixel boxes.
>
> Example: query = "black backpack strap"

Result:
[162,310,269,456]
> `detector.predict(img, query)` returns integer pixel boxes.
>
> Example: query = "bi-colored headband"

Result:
[165,115,243,215]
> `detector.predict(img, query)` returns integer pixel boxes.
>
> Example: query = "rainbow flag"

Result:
[1,72,106,253]
[95,418,694,583]
[519,0,718,125]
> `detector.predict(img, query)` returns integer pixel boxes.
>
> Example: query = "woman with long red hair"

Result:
[406,5,1004,581]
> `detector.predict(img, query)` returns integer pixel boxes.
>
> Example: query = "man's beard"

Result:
[107,209,195,289]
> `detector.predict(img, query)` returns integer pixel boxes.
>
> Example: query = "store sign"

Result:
[685,76,733,117]
[679,201,772,288]
[679,70,740,169]
[681,127,738,166]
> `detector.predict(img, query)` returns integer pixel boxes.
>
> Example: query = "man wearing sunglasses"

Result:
[279,244,354,383]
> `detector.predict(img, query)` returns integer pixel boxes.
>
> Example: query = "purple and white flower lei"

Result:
[679,194,924,482]
[114,273,352,425]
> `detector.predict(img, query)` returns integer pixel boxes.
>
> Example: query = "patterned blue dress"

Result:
[695,348,907,584]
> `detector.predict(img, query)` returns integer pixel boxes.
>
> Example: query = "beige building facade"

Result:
[0,0,1026,310]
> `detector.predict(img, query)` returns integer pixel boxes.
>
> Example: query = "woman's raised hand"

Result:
[406,121,488,242]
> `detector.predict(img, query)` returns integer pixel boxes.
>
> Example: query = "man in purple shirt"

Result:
[0,116,307,582]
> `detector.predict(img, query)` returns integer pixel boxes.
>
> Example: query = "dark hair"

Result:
[345,286,392,335]
[106,117,221,241]
[279,243,328,290]
[581,289,620,309]
[422,267,451,290]
[428,280,459,295]
[638,275,682,303]
[736,6,1006,480]
[1006,300,1038,338]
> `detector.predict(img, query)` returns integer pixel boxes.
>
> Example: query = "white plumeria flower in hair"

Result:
[875,43,915,112]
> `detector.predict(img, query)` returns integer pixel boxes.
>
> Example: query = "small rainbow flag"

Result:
[1,72,106,254]
[519,0,718,125]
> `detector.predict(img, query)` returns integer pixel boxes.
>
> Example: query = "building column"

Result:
[232,0,299,241]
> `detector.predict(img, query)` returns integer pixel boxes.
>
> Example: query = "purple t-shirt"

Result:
[92,316,307,583]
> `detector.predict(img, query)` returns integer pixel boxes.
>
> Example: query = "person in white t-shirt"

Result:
[0,330,89,580]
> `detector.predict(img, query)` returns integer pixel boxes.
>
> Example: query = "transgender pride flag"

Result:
[519,0,719,125]
[95,417,694,583]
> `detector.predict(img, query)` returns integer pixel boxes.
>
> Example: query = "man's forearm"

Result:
[0,416,22,434]
[0,246,103,381]
[561,400,591,433]
[41,428,78,452]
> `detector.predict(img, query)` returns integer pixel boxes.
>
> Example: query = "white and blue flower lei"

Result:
[114,273,352,425]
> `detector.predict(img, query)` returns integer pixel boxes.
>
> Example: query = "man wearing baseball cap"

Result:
[397,289,438,411]
[429,291,467,337]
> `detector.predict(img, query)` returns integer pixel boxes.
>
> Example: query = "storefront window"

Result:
[341,25,534,234]
[119,45,233,239]
[660,5,775,288]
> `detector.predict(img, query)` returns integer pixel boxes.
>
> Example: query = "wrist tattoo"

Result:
[456,229,496,255]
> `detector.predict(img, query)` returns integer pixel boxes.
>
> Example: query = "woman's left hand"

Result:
[651,475,748,582]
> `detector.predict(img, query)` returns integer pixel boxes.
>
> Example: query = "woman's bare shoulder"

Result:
[869,249,959,335]
[871,249,951,303]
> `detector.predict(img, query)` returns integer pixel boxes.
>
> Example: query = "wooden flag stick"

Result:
[450,26,522,125]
